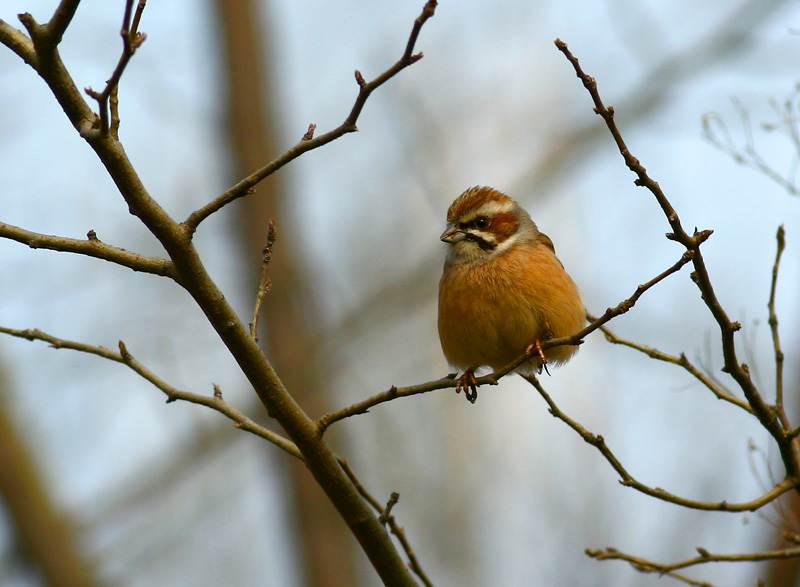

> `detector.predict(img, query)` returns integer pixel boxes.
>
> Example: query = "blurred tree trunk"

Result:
[0,359,98,587]
[212,1,359,585]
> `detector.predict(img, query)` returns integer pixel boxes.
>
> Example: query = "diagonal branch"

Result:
[183,0,438,234]
[0,324,435,581]
[588,544,800,578]
[0,18,36,66]
[0,221,173,277]
[523,373,794,513]
[0,325,301,459]
[595,321,754,414]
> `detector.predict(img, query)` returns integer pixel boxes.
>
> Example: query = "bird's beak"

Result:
[440,226,465,243]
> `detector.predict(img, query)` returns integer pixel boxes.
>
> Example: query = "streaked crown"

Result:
[441,186,538,261]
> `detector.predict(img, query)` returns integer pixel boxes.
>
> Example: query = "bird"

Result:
[437,186,585,403]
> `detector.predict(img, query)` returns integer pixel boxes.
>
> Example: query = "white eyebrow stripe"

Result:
[474,199,514,217]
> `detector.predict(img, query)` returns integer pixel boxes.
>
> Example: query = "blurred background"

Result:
[1,0,800,585]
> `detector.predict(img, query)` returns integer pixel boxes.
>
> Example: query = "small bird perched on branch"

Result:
[438,186,584,403]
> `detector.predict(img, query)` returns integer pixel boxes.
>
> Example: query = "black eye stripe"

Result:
[464,232,497,251]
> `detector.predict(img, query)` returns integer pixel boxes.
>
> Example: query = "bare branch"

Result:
[45,0,82,46]
[339,460,434,587]
[0,325,438,584]
[0,221,173,277]
[703,95,800,196]
[183,0,438,234]
[85,0,148,136]
[594,321,754,414]
[555,38,800,480]
[0,18,36,66]
[589,548,713,587]
[769,225,787,428]
[249,219,276,340]
[3,3,432,582]
[524,373,794,512]
[588,544,800,576]
[0,325,301,459]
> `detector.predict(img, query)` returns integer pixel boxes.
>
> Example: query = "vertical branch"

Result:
[249,219,276,340]
[769,225,788,428]
[84,0,148,135]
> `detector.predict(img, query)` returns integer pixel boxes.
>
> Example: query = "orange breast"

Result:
[438,240,584,372]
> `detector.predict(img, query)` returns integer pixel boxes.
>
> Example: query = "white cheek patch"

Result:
[490,231,520,257]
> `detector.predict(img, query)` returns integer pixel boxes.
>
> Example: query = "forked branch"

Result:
[0,325,301,458]
[84,0,148,136]
[523,373,793,512]
[588,544,800,585]
[555,38,800,481]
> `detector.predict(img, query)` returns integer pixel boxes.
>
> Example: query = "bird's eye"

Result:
[475,216,490,229]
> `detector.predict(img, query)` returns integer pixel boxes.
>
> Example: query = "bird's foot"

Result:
[525,339,550,376]
[455,369,479,404]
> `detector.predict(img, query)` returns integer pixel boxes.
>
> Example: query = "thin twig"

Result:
[523,373,794,512]
[588,548,714,587]
[183,0,438,234]
[317,249,694,431]
[85,0,148,135]
[588,544,800,575]
[0,326,301,459]
[378,492,400,526]
[594,320,754,414]
[703,98,800,196]
[0,221,173,277]
[249,219,276,341]
[769,225,787,428]
[339,460,434,587]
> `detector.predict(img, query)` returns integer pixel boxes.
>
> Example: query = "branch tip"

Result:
[355,69,366,87]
